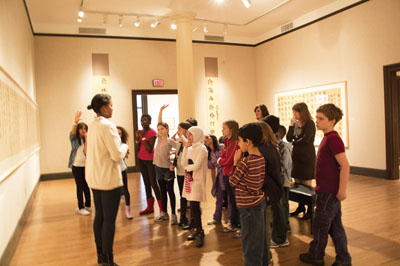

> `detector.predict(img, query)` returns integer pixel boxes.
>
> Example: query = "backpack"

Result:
[260,144,283,205]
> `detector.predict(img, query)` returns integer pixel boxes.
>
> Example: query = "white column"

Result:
[173,12,196,122]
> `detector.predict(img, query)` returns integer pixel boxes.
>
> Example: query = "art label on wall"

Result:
[275,81,348,147]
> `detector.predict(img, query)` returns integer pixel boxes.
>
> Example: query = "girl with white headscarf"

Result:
[181,126,208,247]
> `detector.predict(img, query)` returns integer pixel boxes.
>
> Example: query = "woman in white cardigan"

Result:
[181,126,208,248]
[86,94,128,266]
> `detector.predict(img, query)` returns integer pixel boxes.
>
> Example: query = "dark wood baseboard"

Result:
[0,180,39,266]
[40,172,73,181]
[350,166,387,179]
[40,167,140,181]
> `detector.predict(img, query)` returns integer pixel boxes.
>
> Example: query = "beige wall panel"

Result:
[0,0,39,259]
[35,37,257,174]
[255,0,400,170]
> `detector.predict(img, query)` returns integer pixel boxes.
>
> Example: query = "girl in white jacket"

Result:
[181,126,208,248]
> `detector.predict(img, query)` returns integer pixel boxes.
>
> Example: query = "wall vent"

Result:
[79,27,106,34]
[281,22,293,33]
[204,35,225,42]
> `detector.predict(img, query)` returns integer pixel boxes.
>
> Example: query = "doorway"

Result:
[384,63,400,179]
[131,90,179,170]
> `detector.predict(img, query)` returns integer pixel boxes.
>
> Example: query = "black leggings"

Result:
[177,175,188,215]
[138,159,161,200]
[226,181,240,228]
[92,187,121,256]
[121,169,130,206]
[158,179,176,214]
[72,166,91,209]
[190,201,202,232]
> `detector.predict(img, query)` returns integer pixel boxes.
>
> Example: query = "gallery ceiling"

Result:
[25,0,366,45]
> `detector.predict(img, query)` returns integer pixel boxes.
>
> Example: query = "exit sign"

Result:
[152,79,164,87]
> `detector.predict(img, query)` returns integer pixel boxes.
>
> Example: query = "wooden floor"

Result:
[8,173,400,266]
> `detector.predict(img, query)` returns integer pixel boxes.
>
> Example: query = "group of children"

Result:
[68,101,351,266]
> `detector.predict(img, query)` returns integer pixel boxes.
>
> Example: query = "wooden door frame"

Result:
[131,90,178,172]
[384,63,400,179]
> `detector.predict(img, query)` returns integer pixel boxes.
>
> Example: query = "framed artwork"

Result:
[275,81,348,147]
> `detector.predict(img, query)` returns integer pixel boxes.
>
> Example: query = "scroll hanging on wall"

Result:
[205,57,221,137]
[0,67,39,182]
[275,81,348,147]
[92,53,110,95]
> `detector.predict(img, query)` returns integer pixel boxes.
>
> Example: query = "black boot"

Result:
[102,254,119,266]
[97,253,106,264]
[183,216,194,230]
[301,205,312,220]
[195,230,204,248]
[290,204,306,217]
[178,214,188,227]
[187,230,199,241]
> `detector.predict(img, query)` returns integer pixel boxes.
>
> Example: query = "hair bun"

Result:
[87,105,93,110]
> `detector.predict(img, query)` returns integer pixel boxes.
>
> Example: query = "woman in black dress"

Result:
[286,102,316,219]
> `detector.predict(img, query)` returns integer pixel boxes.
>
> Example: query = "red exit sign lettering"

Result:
[152,79,164,87]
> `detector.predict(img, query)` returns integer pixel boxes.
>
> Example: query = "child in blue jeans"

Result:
[230,123,266,266]
[300,104,351,266]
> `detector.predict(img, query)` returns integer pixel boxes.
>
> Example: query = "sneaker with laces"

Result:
[207,219,220,225]
[171,214,178,225]
[222,224,236,233]
[155,212,169,222]
[270,239,289,248]
[76,207,90,216]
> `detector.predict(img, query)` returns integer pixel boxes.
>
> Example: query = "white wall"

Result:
[34,37,257,174]
[255,0,400,171]
[0,0,39,259]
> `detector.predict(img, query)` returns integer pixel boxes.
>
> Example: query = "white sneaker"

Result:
[76,207,90,216]
[155,212,168,222]
[171,214,178,225]
[270,239,289,248]
[85,207,91,212]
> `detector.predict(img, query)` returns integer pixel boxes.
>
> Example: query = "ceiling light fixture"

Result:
[203,24,208,33]
[170,22,177,30]
[151,20,159,28]
[242,0,251,8]
[78,0,85,17]
[78,10,85,18]
[119,15,123,27]
[134,17,141,27]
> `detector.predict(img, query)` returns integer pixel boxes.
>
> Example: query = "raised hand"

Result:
[74,111,82,124]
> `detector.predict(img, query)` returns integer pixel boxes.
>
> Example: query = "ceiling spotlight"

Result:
[192,27,198,32]
[119,15,123,27]
[77,17,83,23]
[151,20,159,28]
[134,17,141,27]
[170,22,177,30]
[78,10,85,18]
[223,24,228,35]
[216,0,225,3]
[242,0,251,8]
[203,24,208,33]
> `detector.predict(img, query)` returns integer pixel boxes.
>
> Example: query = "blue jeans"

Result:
[272,187,289,244]
[308,191,351,263]
[239,200,266,266]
